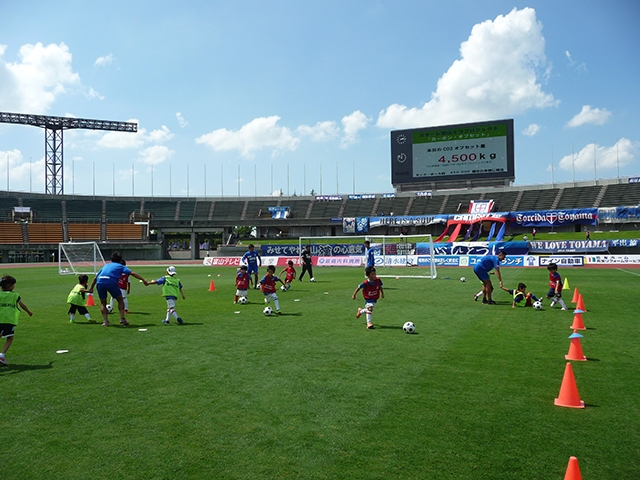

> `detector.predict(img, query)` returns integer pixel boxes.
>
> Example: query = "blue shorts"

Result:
[473,266,490,282]
[546,288,562,298]
[247,264,259,275]
[97,282,122,301]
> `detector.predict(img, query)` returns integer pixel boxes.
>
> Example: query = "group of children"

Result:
[233,260,298,314]
[474,262,569,309]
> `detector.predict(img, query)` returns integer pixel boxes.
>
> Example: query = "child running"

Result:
[546,263,568,310]
[278,260,296,291]
[234,265,250,304]
[500,283,541,308]
[352,266,384,330]
[67,274,95,323]
[149,266,186,324]
[260,265,285,314]
[0,275,34,365]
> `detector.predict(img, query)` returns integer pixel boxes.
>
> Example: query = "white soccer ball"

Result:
[403,321,416,334]
[238,296,248,304]
[106,304,113,314]
[281,285,287,291]
[460,277,466,282]
[533,300,543,310]
[263,306,273,316]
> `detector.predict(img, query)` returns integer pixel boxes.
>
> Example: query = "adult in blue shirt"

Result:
[473,250,506,304]
[89,252,148,326]
[242,244,262,289]
[364,240,376,269]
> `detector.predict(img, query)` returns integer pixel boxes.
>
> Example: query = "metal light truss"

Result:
[0,111,137,195]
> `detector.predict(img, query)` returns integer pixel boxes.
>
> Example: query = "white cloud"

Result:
[558,138,636,172]
[94,53,114,67]
[139,145,175,165]
[377,8,556,129]
[0,149,45,185]
[523,123,541,136]
[97,121,174,149]
[565,50,586,72]
[297,121,340,142]
[0,42,81,112]
[566,105,611,128]
[176,112,188,128]
[341,111,370,147]
[195,116,299,158]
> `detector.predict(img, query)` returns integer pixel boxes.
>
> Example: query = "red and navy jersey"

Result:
[549,271,562,291]
[358,278,383,301]
[284,266,296,282]
[117,273,130,290]
[236,271,250,290]
[260,274,281,294]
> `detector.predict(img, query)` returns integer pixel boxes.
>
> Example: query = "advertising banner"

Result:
[528,240,609,253]
[369,214,447,228]
[585,255,640,266]
[511,208,597,227]
[537,256,584,266]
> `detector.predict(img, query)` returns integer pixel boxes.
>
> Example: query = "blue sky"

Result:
[0,0,638,197]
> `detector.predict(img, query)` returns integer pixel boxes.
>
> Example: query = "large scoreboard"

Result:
[391,119,514,190]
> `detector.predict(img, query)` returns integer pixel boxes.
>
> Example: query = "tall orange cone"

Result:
[564,456,582,480]
[554,363,585,408]
[209,280,216,291]
[575,294,586,312]
[570,313,586,331]
[85,293,96,307]
[571,287,580,303]
[565,332,587,361]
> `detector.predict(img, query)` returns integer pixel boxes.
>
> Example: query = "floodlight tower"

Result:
[0,111,137,195]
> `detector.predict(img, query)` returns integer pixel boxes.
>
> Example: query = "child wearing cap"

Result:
[148,266,186,325]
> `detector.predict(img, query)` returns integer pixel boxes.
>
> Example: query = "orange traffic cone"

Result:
[554,363,585,408]
[570,313,586,331]
[85,293,96,307]
[571,287,580,303]
[564,456,582,480]
[209,280,216,291]
[575,294,586,312]
[565,332,587,361]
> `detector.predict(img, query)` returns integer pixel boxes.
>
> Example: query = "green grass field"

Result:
[2,264,639,479]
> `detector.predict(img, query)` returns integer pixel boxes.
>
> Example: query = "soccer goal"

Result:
[298,234,437,279]
[58,242,106,275]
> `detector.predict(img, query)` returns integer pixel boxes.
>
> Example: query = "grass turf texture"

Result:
[2,265,639,479]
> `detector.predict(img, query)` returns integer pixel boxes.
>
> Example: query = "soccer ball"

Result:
[533,300,543,310]
[310,277,316,282]
[263,306,273,316]
[106,304,113,314]
[281,285,287,292]
[238,296,248,304]
[403,321,416,334]
[460,277,466,282]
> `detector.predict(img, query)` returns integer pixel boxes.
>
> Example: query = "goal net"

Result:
[58,242,106,275]
[298,234,437,279]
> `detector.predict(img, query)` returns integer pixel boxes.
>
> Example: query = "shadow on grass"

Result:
[0,361,54,375]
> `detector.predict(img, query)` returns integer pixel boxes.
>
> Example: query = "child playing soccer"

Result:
[352,266,384,330]
[0,275,33,365]
[67,274,95,323]
[149,266,186,324]
[242,244,262,289]
[279,260,296,291]
[260,265,285,314]
[500,283,541,308]
[234,265,250,304]
[109,260,131,314]
[546,263,568,310]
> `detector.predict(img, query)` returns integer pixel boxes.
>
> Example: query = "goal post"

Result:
[298,234,437,279]
[58,242,106,275]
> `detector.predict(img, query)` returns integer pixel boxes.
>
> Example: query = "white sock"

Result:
[366,312,372,323]
[274,299,280,310]
[558,298,567,308]
[85,313,91,320]
[172,311,179,319]
[166,309,171,321]
[70,314,75,321]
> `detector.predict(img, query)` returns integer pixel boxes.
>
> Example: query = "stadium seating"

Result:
[106,224,144,240]
[67,223,102,241]
[106,200,142,222]
[65,199,103,222]
[27,223,63,243]
[599,183,640,207]
[0,222,23,243]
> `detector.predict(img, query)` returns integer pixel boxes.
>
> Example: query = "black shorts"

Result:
[68,305,89,315]
[0,324,16,338]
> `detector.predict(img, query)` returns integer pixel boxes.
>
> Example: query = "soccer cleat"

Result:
[487,300,497,305]
[120,318,130,326]
[69,318,74,323]
[125,309,129,314]
[0,355,6,365]
[233,301,237,304]
[162,319,170,325]
[550,301,556,308]
[276,310,281,315]
[474,294,479,302]
[102,321,110,327]
[561,307,568,311]
[482,299,489,304]
[367,323,374,329]
[88,319,96,324]
[355,308,362,319]
[177,317,184,324]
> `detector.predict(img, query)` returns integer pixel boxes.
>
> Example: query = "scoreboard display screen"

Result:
[391,119,514,186]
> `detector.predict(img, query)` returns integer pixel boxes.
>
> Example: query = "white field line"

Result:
[616,268,640,277]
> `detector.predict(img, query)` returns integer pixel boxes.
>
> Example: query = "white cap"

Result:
[166,266,177,276]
